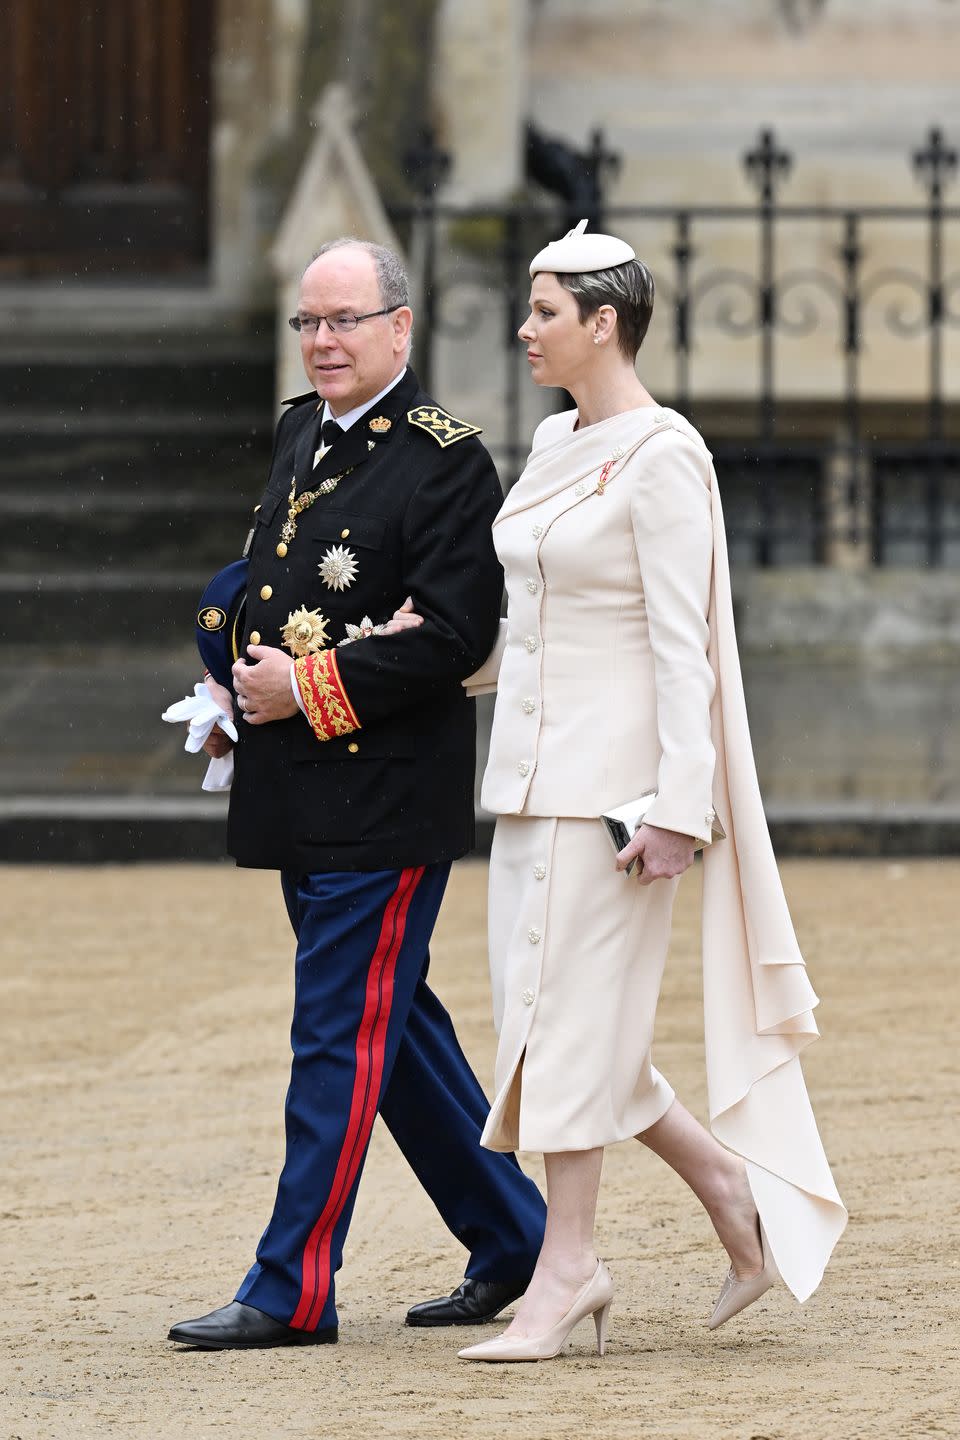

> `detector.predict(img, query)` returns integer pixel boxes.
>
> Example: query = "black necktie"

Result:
[321,419,341,450]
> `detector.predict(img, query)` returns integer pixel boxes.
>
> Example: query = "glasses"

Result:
[288,305,402,335]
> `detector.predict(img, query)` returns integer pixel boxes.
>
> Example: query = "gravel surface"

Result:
[2,858,957,1439]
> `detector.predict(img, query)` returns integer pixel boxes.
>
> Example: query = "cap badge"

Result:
[199,606,227,632]
[281,606,332,658]
[318,544,358,592]
[369,416,392,433]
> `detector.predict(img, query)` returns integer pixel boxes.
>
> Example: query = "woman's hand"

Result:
[202,675,235,757]
[382,596,424,634]
[617,822,696,885]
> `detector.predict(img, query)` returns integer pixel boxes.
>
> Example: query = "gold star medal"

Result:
[318,544,358,592]
[281,606,331,658]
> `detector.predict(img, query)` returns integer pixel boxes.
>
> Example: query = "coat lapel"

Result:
[496,411,674,526]
[298,369,421,489]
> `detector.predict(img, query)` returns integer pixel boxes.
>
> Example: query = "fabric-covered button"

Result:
[522,635,538,653]
[533,864,546,880]
[517,760,531,777]
[527,928,541,945]
[259,584,273,600]
[525,578,538,595]
[521,698,536,715]
[521,988,535,1006]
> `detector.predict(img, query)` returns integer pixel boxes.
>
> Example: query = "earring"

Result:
[593,336,601,345]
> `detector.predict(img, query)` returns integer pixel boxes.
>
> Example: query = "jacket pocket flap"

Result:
[308,511,388,550]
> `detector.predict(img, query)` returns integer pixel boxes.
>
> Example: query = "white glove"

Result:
[162,683,238,791]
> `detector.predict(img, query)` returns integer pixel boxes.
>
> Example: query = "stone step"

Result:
[0,490,256,570]
[0,571,210,645]
[0,337,274,412]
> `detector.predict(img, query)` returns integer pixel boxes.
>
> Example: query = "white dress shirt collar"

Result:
[323,367,407,433]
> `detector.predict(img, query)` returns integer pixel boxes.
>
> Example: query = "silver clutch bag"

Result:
[600,792,726,877]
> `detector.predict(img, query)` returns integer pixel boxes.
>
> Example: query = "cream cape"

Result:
[489,407,847,1302]
[700,443,847,1302]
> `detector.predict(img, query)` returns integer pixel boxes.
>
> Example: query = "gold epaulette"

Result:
[407,405,482,448]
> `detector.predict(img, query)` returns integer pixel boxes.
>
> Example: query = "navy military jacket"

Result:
[226,368,504,872]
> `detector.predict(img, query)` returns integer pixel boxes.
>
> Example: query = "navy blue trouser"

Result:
[235,863,546,1331]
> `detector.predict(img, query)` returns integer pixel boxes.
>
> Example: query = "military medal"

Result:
[339,616,388,645]
[318,544,358,592]
[281,606,332,657]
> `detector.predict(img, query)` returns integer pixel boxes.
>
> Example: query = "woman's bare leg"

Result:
[504,1147,604,1338]
[637,1099,763,1278]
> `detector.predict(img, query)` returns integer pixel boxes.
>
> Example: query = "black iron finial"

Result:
[743,129,793,206]
[912,127,958,206]
[404,127,452,199]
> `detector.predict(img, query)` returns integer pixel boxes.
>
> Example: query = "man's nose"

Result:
[313,321,339,350]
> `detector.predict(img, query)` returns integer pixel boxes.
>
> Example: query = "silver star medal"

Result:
[318,543,358,592]
[339,616,388,646]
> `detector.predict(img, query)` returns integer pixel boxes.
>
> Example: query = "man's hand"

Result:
[233,645,299,725]
[201,676,235,758]
[617,822,696,886]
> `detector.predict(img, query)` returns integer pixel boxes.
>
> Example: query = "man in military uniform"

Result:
[168,239,545,1350]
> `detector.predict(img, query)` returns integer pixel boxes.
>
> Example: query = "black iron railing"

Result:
[391,125,960,567]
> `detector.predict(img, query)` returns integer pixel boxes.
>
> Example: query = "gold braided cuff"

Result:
[293,649,361,742]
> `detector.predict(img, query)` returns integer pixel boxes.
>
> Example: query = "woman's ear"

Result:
[594,304,618,346]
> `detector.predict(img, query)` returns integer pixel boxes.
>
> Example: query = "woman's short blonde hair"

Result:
[556,259,655,359]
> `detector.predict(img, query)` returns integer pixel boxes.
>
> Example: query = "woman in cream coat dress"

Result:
[397,222,846,1363]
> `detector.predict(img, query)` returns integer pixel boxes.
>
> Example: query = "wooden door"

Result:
[0,0,213,276]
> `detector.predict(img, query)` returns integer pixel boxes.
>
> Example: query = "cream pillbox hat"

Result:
[529,217,636,277]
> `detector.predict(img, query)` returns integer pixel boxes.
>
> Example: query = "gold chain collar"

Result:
[279,466,356,547]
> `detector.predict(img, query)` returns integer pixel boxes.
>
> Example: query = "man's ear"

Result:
[392,306,414,353]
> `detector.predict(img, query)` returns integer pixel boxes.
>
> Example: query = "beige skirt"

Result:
[480,815,679,1154]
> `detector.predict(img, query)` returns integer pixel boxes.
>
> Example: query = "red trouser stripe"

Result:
[290,865,425,1331]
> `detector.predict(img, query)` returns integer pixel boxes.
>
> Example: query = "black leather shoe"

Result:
[405,1277,529,1327]
[168,1301,338,1350]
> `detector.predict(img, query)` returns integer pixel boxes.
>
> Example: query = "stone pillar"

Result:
[270,85,402,408]
[433,0,528,202]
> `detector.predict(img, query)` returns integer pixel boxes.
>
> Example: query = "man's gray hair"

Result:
[556,258,655,359]
[310,237,410,309]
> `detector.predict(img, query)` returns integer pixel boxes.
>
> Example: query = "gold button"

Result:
[253,504,261,513]
[276,542,288,558]
[249,631,261,645]
[260,584,273,600]
[341,528,350,539]
[347,741,359,753]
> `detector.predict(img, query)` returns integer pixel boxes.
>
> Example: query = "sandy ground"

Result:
[1,858,958,1440]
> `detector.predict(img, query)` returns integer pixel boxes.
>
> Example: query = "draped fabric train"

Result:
[701,466,846,1303]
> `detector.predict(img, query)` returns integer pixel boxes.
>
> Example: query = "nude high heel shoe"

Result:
[708,1221,779,1330]
[458,1260,614,1362]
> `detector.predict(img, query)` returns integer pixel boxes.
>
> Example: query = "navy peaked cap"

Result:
[195,559,248,688]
